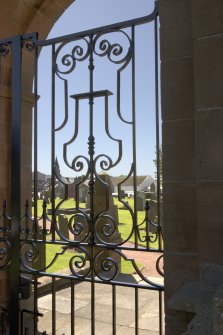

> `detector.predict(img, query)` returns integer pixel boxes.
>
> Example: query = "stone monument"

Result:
[58,214,70,240]
[86,172,122,273]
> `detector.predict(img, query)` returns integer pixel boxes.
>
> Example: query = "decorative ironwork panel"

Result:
[0,2,163,335]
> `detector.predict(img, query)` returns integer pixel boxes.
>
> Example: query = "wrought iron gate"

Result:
[0,2,163,334]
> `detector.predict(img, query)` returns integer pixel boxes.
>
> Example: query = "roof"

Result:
[110,175,149,187]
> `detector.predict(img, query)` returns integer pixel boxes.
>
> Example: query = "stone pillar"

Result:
[193,0,223,268]
[159,0,199,333]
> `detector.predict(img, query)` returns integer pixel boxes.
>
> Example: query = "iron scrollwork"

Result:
[54,37,90,77]
[0,43,10,57]
[93,29,132,65]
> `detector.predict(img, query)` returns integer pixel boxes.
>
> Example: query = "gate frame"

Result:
[0,2,162,334]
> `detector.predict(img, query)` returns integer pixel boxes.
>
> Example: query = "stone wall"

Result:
[160,0,223,333]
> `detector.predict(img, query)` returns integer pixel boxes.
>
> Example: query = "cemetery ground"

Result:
[33,197,162,277]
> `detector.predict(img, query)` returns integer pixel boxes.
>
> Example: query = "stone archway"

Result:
[2,1,223,335]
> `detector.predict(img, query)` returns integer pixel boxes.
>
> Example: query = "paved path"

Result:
[37,280,163,335]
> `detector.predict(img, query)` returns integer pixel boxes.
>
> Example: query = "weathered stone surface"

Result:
[167,281,199,314]
[165,315,189,335]
[163,182,197,253]
[196,109,223,181]
[58,214,69,240]
[213,285,223,335]
[193,0,223,38]
[163,119,195,182]
[182,264,223,334]
[164,253,199,304]
[161,56,194,121]
[197,181,223,264]
[194,35,223,109]
[160,0,193,61]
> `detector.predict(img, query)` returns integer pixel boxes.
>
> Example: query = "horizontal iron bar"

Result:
[20,309,43,317]
[70,90,113,100]
[21,270,164,291]
[20,238,163,252]
[37,1,158,46]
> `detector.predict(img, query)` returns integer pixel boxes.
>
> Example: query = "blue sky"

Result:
[35,0,160,178]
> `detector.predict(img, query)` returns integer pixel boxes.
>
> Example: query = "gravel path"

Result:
[123,242,163,278]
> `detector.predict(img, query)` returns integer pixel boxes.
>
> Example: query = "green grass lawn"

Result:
[44,243,143,275]
[32,196,161,274]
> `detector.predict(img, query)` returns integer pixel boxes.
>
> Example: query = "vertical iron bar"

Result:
[131,26,138,248]
[9,35,22,335]
[52,277,56,334]
[135,288,139,335]
[33,36,38,239]
[33,276,38,334]
[154,14,162,250]
[71,280,75,335]
[20,309,23,335]
[112,285,116,335]
[159,291,163,335]
[88,34,95,335]
[33,40,39,335]
[51,44,56,240]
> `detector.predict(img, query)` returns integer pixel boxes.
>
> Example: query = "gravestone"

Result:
[137,191,146,211]
[86,172,122,273]
[147,200,158,233]
[79,184,88,203]
[136,196,144,211]
[58,214,70,240]
[32,231,46,270]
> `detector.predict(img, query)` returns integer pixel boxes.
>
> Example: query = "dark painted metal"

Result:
[135,288,139,335]
[88,33,96,335]
[112,285,116,335]
[131,25,138,248]
[71,280,75,334]
[159,291,164,335]
[52,277,56,334]
[9,35,23,335]
[154,13,162,251]
[33,33,39,240]
[51,44,56,242]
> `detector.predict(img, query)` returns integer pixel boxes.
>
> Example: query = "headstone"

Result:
[32,232,46,270]
[84,172,122,274]
[136,196,144,211]
[147,200,158,233]
[79,184,88,203]
[58,214,70,240]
